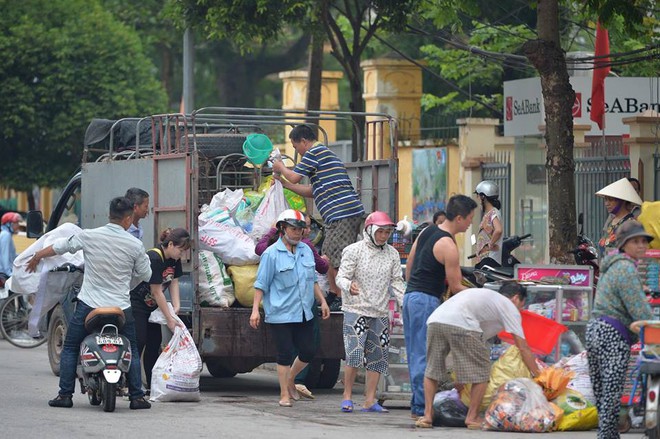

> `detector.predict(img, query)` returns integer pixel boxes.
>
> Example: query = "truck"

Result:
[27,107,399,389]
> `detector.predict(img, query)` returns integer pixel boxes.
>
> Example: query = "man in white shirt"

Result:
[415,283,539,429]
[27,197,152,410]
[125,188,149,240]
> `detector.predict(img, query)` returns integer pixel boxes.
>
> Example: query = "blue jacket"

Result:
[0,224,17,276]
[254,237,316,324]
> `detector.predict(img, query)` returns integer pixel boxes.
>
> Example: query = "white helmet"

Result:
[276,209,306,228]
[475,180,499,198]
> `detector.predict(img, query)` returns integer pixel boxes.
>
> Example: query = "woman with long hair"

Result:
[474,180,503,265]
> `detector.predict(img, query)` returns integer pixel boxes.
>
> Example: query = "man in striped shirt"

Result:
[273,125,364,309]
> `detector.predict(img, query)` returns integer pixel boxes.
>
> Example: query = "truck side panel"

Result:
[81,160,156,248]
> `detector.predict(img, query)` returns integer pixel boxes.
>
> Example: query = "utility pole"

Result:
[182,27,194,114]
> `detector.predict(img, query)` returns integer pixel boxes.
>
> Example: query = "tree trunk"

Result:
[523,0,576,264]
[306,31,324,136]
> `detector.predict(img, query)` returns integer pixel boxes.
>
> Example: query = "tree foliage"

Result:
[0,0,168,191]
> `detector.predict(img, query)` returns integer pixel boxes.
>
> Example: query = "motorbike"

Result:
[77,307,132,412]
[570,213,600,285]
[462,234,532,287]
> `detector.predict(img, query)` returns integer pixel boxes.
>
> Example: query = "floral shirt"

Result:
[598,213,634,260]
[336,234,405,318]
[476,208,503,264]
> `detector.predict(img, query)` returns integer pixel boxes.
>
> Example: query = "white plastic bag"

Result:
[198,218,260,266]
[149,305,202,402]
[561,351,595,405]
[209,188,244,213]
[198,250,235,307]
[251,180,289,240]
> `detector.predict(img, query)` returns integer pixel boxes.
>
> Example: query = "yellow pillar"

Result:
[278,70,343,157]
[361,58,423,160]
[624,112,660,200]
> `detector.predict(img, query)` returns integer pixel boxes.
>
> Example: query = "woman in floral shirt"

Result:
[336,211,405,413]
[474,180,503,265]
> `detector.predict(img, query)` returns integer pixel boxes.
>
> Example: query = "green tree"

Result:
[0,0,167,204]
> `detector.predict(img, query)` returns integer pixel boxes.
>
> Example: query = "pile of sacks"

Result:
[197,178,304,308]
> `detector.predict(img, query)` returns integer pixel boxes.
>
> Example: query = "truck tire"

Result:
[304,359,341,389]
[205,359,238,378]
[48,305,67,377]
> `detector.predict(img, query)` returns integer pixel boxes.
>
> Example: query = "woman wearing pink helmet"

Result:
[0,212,23,281]
[336,211,405,413]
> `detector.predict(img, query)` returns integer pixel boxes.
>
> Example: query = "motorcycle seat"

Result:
[85,307,126,333]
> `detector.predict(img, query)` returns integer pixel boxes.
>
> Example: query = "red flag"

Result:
[590,21,610,130]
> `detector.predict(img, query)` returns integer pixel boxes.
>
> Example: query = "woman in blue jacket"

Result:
[250,209,329,407]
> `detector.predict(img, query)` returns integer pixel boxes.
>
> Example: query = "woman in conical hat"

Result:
[596,177,643,259]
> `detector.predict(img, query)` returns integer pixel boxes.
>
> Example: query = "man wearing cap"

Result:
[0,212,23,281]
[595,177,643,260]
[587,220,653,439]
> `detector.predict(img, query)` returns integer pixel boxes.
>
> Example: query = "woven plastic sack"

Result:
[227,264,260,307]
[484,378,562,432]
[149,305,202,402]
[198,218,260,266]
[198,250,235,307]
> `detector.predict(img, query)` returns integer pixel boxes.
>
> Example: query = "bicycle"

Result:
[0,291,46,348]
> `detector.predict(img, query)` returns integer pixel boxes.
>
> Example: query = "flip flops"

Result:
[295,384,314,399]
[466,422,483,430]
[341,399,354,412]
[361,402,389,413]
[278,400,293,407]
[415,417,433,428]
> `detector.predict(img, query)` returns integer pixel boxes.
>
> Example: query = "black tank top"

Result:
[405,227,452,299]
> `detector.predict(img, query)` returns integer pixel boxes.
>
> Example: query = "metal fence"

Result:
[574,137,630,243]
[481,151,511,236]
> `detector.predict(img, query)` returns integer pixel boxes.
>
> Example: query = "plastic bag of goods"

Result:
[552,389,593,415]
[208,188,245,213]
[484,378,563,432]
[556,407,598,431]
[251,179,290,240]
[198,217,260,266]
[149,305,202,402]
[432,389,468,427]
[198,250,235,307]
[557,351,595,405]
[227,265,260,307]
[534,366,575,400]
[460,345,545,411]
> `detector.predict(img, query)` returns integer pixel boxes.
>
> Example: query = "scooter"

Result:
[462,234,532,287]
[77,307,132,412]
[570,213,600,285]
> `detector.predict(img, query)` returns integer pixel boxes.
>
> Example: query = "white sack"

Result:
[198,250,235,307]
[251,180,289,240]
[198,218,260,266]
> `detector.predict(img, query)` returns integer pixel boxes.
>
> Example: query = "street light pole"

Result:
[182,27,194,114]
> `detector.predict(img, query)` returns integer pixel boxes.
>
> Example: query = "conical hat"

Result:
[595,178,643,205]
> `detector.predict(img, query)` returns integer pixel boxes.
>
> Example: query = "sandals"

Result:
[415,417,433,428]
[341,399,354,413]
[295,384,314,399]
[279,400,293,407]
[361,402,389,413]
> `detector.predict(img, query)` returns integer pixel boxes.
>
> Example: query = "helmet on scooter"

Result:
[276,209,307,228]
[364,211,395,230]
[475,180,499,198]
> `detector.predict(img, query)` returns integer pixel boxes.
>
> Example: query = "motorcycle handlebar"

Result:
[50,263,82,273]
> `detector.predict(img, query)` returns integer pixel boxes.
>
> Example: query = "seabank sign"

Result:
[503,77,660,137]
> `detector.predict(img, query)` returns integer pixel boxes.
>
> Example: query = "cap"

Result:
[1,212,22,225]
[616,220,653,250]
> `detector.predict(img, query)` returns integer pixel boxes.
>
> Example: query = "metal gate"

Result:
[574,138,630,244]
[481,151,511,236]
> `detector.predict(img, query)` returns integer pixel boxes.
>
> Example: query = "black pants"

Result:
[270,318,316,366]
[133,308,162,389]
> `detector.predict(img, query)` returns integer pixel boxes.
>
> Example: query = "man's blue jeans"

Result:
[403,292,441,416]
[57,300,145,400]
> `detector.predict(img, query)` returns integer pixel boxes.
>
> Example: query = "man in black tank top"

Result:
[402,195,477,418]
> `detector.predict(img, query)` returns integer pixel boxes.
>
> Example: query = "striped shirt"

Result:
[293,143,364,223]
[52,223,151,309]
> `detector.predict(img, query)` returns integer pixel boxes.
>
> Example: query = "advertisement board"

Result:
[503,77,660,137]
[514,264,594,287]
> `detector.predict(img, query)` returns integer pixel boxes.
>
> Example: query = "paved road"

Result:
[0,339,613,438]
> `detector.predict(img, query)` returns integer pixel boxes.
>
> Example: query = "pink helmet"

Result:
[1,212,22,225]
[364,211,395,229]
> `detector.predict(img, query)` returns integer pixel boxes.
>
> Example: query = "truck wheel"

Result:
[205,359,238,378]
[48,305,67,377]
[304,359,341,389]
